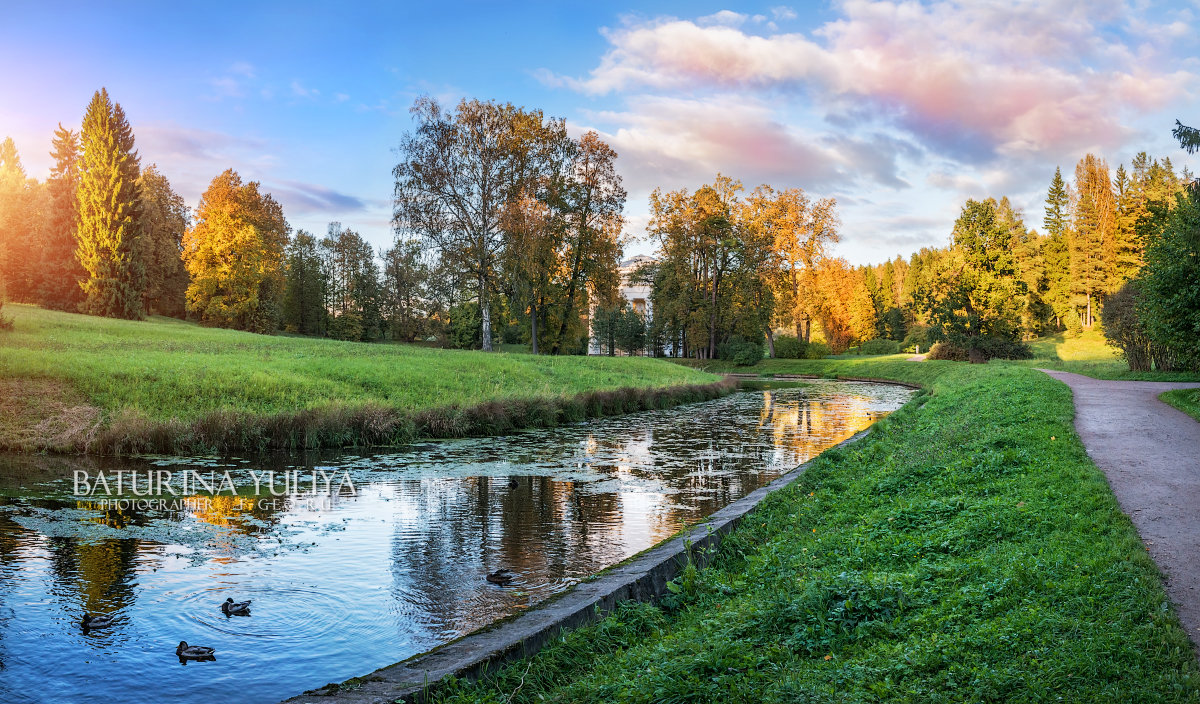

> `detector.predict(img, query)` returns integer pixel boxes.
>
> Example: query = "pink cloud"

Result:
[579,96,846,195]
[556,1,1196,158]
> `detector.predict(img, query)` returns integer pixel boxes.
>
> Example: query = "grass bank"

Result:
[0,305,724,454]
[429,362,1200,703]
[1162,388,1200,423]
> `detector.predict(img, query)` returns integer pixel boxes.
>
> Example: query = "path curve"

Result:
[1040,369,1200,653]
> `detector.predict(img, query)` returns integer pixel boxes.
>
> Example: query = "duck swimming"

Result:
[176,641,216,659]
[486,569,516,585]
[81,613,114,630]
[219,597,251,615]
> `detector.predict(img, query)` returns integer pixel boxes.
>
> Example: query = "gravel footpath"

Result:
[1040,369,1200,655]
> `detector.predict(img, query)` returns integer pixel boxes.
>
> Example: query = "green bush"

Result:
[1064,309,1083,338]
[447,302,482,350]
[928,337,1032,362]
[973,336,1034,360]
[327,312,363,342]
[1102,280,1155,371]
[858,338,901,355]
[803,341,832,359]
[901,324,931,353]
[927,341,968,361]
[718,335,764,366]
[772,335,806,359]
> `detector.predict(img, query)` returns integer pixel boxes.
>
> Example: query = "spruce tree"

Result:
[138,165,189,316]
[1041,167,1070,327]
[1043,166,1068,238]
[76,88,144,319]
[38,123,86,310]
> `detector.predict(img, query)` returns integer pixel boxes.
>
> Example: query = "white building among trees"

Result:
[588,254,656,355]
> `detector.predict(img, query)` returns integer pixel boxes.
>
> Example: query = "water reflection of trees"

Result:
[0,385,906,657]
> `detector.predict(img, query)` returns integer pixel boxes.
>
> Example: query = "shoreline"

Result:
[1,377,738,456]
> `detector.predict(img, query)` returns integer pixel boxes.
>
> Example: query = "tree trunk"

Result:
[766,328,775,358]
[530,301,539,355]
[479,273,493,352]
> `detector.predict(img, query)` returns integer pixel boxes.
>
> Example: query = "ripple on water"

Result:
[162,583,366,641]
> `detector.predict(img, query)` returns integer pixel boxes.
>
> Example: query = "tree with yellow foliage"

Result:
[182,170,288,333]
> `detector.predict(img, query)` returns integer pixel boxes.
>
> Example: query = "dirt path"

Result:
[1040,369,1200,653]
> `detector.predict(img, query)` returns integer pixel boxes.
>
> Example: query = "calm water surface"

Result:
[0,381,910,703]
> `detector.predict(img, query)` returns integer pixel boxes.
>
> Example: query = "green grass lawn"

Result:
[692,329,1200,382]
[430,362,1200,703]
[0,305,720,452]
[1161,388,1200,423]
[1005,328,1200,380]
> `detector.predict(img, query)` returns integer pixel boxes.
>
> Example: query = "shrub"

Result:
[972,336,1033,360]
[1064,309,1083,338]
[717,335,764,366]
[927,341,968,361]
[1102,280,1153,371]
[447,302,482,349]
[927,337,1032,362]
[327,312,363,342]
[858,338,901,355]
[803,341,833,359]
[901,324,931,353]
[772,335,806,359]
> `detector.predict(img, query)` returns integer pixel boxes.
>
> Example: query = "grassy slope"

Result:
[1161,389,1200,423]
[432,363,1200,703]
[0,305,719,451]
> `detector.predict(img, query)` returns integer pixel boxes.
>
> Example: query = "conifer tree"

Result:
[76,88,144,318]
[282,230,328,335]
[1174,120,1199,154]
[1069,155,1114,327]
[137,165,189,316]
[1042,166,1070,327]
[38,124,85,310]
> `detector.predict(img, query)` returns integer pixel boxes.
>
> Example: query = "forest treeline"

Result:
[0,88,1196,370]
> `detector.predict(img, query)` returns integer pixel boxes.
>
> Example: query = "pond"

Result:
[0,381,911,703]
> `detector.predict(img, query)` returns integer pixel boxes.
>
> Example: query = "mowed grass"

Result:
[682,354,954,387]
[430,363,1200,703]
[693,329,1200,382]
[1026,328,1117,362]
[1015,329,1200,381]
[1161,388,1200,423]
[0,305,720,452]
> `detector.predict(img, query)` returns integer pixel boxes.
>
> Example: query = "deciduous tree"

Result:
[183,169,288,332]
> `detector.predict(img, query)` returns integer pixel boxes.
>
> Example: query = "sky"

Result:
[1,0,1197,265]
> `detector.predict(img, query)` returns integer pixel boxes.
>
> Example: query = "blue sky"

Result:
[2,1,1196,264]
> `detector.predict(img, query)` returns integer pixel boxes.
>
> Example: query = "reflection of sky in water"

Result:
[0,381,910,704]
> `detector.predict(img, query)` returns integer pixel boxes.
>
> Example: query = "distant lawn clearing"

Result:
[0,305,722,454]
[687,330,1200,382]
